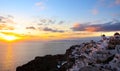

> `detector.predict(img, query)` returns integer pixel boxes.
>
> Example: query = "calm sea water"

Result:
[0,37,100,71]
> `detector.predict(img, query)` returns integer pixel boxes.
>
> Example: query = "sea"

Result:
[0,37,100,71]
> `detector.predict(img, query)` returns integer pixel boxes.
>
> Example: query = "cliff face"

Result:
[16,35,120,71]
[17,54,66,71]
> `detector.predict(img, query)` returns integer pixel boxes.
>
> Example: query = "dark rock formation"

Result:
[17,54,66,71]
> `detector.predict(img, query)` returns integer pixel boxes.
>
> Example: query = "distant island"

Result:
[16,32,120,71]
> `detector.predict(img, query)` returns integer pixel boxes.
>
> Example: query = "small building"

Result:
[114,32,120,39]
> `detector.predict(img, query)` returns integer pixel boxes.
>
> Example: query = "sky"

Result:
[0,0,120,41]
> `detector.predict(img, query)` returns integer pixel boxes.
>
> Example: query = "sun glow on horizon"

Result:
[1,35,20,42]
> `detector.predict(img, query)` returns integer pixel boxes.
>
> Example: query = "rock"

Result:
[16,54,66,71]
[79,66,111,71]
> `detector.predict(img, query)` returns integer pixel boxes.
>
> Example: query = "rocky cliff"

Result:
[16,33,120,71]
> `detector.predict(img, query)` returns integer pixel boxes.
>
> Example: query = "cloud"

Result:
[40,19,47,23]
[35,2,45,10]
[94,0,120,12]
[0,15,15,30]
[34,17,65,25]
[0,15,15,24]
[108,0,120,7]
[0,16,5,23]
[71,20,120,32]
[58,21,65,24]
[43,27,64,33]
[7,15,14,19]
[85,26,101,32]
[98,0,106,6]
[99,21,120,31]
[115,0,120,5]
[37,23,43,25]
[39,18,55,24]
[71,23,85,31]
[0,24,14,30]
[33,17,56,25]
[26,26,36,30]
[0,32,23,37]
[92,9,99,15]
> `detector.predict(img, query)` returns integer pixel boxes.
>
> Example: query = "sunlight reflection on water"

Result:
[1,44,15,71]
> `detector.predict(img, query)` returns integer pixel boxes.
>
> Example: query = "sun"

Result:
[2,35,19,42]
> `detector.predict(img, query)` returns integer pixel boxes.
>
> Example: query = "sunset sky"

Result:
[0,0,120,41]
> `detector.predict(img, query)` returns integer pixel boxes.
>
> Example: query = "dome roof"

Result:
[114,32,120,36]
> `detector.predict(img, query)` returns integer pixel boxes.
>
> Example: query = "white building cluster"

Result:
[66,32,120,71]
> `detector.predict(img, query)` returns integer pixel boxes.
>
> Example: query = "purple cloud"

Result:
[71,20,120,32]
[43,27,64,33]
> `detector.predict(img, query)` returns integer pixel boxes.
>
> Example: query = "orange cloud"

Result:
[0,24,14,30]
[71,23,83,31]
[73,23,81,28]
[85,26,100,32]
